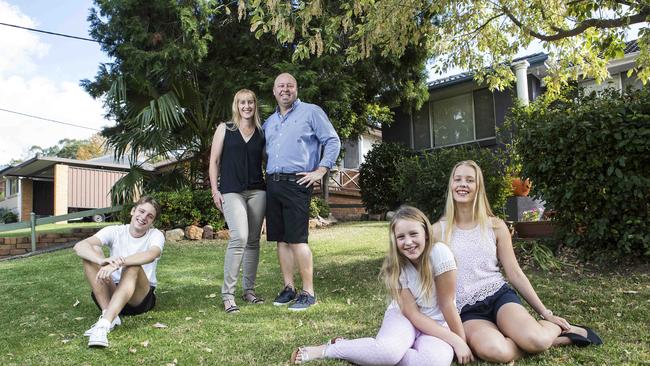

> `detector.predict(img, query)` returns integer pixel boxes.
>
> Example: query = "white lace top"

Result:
[441,221,507,311]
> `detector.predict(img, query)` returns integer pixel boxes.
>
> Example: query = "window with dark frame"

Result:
[8,178,19,196]
[428,89,496,148]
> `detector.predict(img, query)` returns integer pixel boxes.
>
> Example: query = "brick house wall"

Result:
[20,179,33,222]
[326,191,367,221]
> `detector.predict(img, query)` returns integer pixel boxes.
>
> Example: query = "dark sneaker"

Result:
[273,285,296,306]
[288,291,316,311]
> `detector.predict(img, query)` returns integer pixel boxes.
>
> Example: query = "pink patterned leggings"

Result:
[324,307,454,366]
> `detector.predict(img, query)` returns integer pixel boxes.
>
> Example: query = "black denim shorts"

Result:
[266,178,312,244]
[460,284,522,323]
[92,285,156,316]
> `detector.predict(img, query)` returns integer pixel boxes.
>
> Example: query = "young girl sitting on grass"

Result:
[434,160,602,364]
[291,205,474,365]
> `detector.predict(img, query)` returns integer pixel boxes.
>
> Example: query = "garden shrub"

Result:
[118,189,225,231]
[190,190,225,230]
[309,196,330,218]
[359,142,413,214]
[153,190,202,229]
[396,146,511,220]
[509,87,650,257]
[0,208,18,224]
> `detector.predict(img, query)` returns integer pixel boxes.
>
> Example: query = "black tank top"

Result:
[219,123,265,194]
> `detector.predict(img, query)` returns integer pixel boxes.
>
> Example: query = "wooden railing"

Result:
[314,169,360,192]
[0,206,123,252]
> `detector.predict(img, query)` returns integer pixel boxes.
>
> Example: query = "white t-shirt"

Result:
[93,224,165,287]
[389,242,457,326]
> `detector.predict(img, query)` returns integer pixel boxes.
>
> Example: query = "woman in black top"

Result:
[209,89,266,314]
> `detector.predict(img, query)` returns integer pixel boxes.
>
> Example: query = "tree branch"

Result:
[455,11,505,39]
[502,5,650,42]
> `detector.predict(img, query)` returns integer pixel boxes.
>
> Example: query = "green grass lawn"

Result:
[0,222,648,365]
[0,222,114,238]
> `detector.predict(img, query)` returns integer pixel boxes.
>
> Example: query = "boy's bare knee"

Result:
[120,265,141,279]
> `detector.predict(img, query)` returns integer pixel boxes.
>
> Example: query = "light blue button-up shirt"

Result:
[263,99,341,174]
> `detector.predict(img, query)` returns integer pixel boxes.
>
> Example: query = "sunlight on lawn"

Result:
[0,221,647,365]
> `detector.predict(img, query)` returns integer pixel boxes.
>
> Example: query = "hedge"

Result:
[359,142,511,221]
[396,146,511,220]
[359,142,414,214]
[0,208,18,224]
[509,87,650,257]
[119,189,225,231]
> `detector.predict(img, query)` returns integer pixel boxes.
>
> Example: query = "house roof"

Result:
[0,155,136,179]
[428,39,640,90]
[428,53,549,90]
[625,39,639,54]
[0,165,13,175]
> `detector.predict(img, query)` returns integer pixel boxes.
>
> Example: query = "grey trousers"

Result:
[221,189,266,301]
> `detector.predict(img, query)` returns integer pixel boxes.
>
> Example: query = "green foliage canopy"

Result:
[82,0,431,203]
[241,0,650,96]
[27,135,105,160]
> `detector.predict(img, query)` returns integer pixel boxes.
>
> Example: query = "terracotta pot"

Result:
[514,221,556,238]
[511,178,532,197]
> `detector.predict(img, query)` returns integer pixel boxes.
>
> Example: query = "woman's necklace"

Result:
[239,124,255,141]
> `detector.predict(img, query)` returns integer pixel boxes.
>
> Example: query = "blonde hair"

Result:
[442,160,495,244]
[381,205,437,306]
[230,89,261,131]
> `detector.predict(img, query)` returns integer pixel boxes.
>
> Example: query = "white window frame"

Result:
[580,73,623,94]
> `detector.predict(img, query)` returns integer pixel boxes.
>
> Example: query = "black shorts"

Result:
[460,284,522,323]
[266,175,312,244]
[91,285,156,316]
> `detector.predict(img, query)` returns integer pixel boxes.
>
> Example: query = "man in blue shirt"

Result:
[263,72,341,311]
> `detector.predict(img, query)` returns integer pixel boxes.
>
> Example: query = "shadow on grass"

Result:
[1,222,648,365]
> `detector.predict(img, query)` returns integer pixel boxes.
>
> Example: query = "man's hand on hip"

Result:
[297,167,328,187]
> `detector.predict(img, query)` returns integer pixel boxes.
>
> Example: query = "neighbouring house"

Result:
[384,41,644,151]
[340,127,382,170]
[0,155,139,222]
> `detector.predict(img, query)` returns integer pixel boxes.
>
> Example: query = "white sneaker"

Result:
[87,320,110,348]
[84,315,121,337]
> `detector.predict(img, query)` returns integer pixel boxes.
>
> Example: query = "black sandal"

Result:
[563,324,603,347]
[242,292,264,304]
[224,300,240,314]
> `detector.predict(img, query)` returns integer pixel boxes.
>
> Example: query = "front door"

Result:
[33,180,54,216]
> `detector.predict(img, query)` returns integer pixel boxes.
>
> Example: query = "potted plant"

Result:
[514,208,556,238]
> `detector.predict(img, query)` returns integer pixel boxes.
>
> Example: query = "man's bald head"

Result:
[273,73,298,113]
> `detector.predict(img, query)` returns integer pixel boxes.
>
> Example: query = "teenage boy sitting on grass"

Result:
[73,196,164,348]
